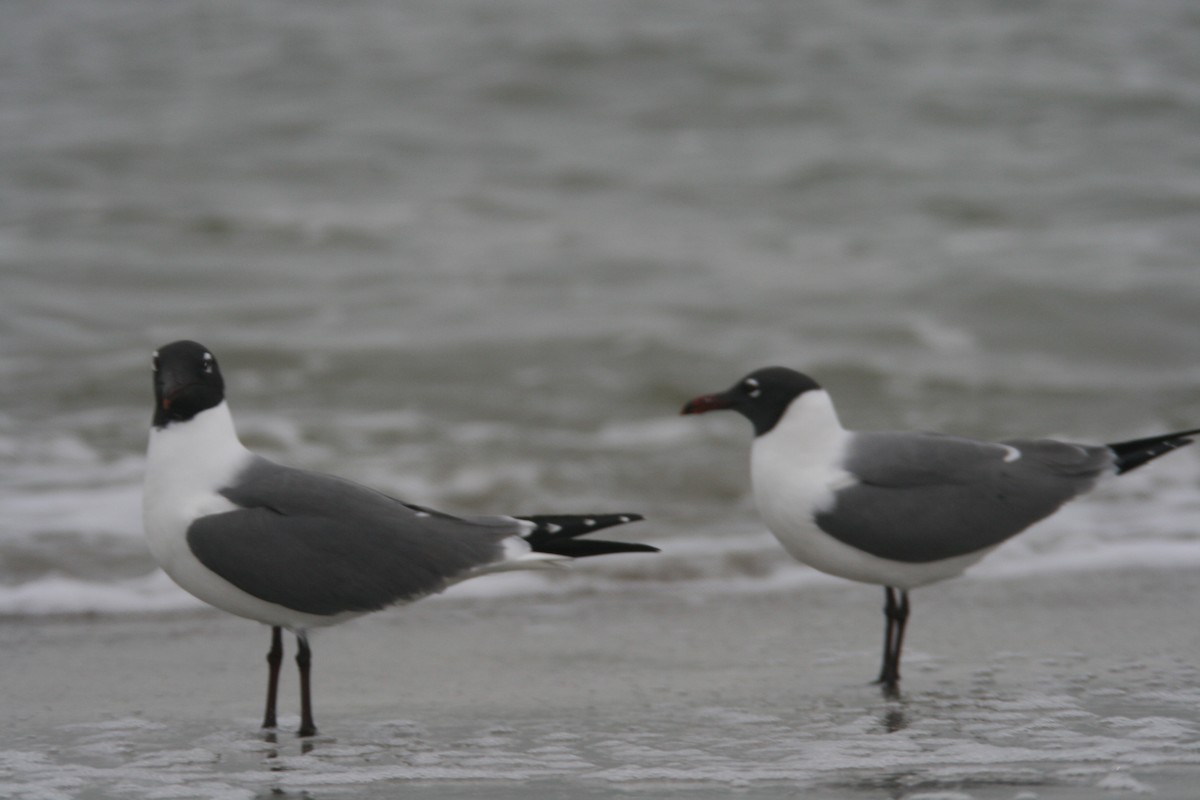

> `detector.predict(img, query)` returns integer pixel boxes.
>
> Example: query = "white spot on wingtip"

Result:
[546,523,563,534]
[1001,445,1021,463]
[414,511,431,518]
[584,518,596,526]
[619,515,631,523]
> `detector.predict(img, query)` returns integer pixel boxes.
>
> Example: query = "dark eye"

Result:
[151,352,159,372]
[202,353,214,374]
[743,379,762,398]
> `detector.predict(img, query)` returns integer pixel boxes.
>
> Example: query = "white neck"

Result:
[750,388,851,517]
[760,389,846,450]
[145,400,251,495]
[142,400,258,616]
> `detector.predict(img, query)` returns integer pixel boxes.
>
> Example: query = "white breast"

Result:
[750,390,860,570]
[143,402,249,562]
[144,403,312,625]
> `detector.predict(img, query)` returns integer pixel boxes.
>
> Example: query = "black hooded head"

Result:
[681,366,822,437]
[152,340,226,428]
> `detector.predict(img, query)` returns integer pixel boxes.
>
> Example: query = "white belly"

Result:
[754,484,993,590]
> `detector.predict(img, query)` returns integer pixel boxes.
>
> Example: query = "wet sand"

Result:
[4,566,1200,798]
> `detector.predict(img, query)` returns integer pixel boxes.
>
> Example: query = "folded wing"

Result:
[815,432,1113,563]
[187,457,521,616]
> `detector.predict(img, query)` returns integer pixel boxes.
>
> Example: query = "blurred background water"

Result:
[2,0,1200,614]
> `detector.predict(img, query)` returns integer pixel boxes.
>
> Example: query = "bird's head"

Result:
[681,366,822,437]
[152,340,226,428]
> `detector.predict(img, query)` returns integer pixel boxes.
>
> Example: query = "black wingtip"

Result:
[519,513,654,558]
[536,539,661,558]
[1108,427,1200,474]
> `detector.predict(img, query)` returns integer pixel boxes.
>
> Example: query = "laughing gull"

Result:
[143,340,656,736]
[682,366,1200,692]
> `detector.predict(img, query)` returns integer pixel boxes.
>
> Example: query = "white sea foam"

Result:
[4,514,1200,618]
[0,571,204,616]
[1,481,142,540]
[2,422,1199,617]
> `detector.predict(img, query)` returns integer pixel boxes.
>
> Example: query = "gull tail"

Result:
[1108,427,1200,474]
[519,513,657,558]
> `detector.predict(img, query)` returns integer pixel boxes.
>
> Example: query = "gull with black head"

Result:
[682,366,1199,693]
[143,340,655,736]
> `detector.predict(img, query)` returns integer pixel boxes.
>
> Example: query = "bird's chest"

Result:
[143,425,247,575]
[143,472,239,575]
[750,428,855,563]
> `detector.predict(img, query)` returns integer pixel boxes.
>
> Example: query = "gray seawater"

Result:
[2,0,1200,611]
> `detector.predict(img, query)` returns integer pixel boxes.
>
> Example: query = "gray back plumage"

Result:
[186,457,517,616]
[815,432,1114,563]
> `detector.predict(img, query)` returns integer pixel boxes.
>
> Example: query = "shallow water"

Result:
[7,656,1200,799]
[5,565,1200,798]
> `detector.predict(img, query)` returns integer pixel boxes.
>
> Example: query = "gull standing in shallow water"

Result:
[682,366,1200,693]
[143,340,656,736]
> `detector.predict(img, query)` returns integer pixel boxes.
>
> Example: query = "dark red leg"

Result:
[262,626,283,730]
[877,588,910,695]
[296,632,317,737]
[875,588,896,685]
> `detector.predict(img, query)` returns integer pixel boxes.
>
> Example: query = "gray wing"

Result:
[186,456,521,616]
[814,431,1114,563]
